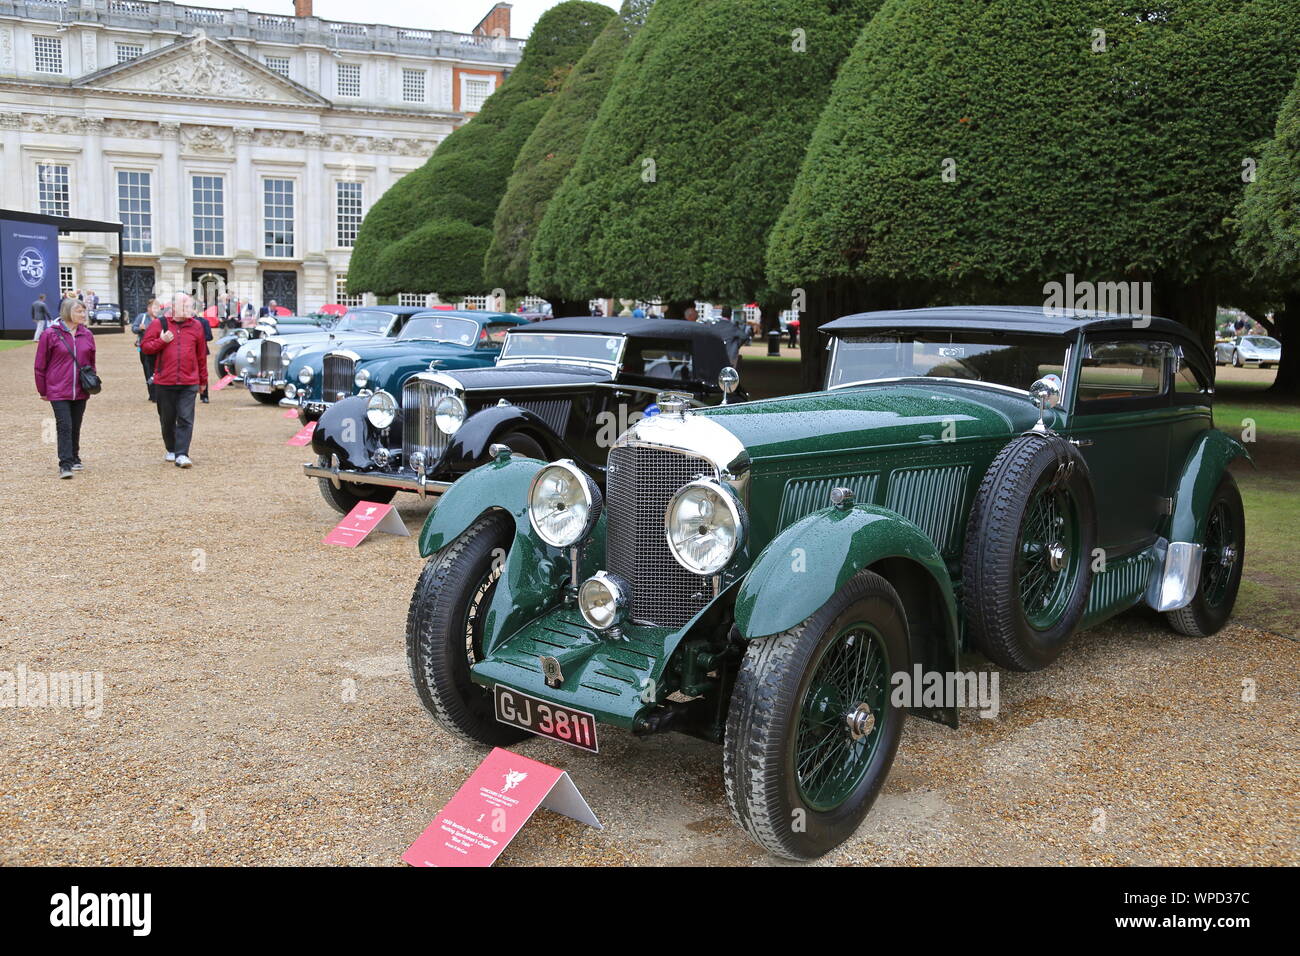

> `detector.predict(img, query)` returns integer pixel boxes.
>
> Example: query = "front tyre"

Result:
[1165,473,1245,637]
[250,390,280,405]
[406,511,528,747]
[316,456,398,514]
[723,570,908,860]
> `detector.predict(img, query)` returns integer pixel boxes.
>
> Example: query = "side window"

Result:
[1173,350,1210,396]
[1076,339,1170,405]
[477,323,511,349]
[639,348,694,381]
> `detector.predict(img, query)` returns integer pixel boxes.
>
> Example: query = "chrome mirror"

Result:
[718,367,740,403]
[1030,374,1062,411]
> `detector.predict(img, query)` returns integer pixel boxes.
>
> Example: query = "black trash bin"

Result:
[767,330,781,357]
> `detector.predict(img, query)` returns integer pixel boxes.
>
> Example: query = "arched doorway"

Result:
[191,269,228,311]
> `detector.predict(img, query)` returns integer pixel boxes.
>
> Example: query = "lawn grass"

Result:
[0,340,34,353]
[1234,462,1300,639]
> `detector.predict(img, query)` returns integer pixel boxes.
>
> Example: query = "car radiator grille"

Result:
[402,379,451,471]
[606,445,717,628]
[257,341,281,376]
[322,354,355,404]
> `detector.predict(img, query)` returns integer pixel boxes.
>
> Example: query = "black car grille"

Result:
[606,445,717,628]
[402,379,451,472]
[257,340,281,376]
[322,354,355,404]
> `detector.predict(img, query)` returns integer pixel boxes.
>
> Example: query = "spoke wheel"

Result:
[724,570,908,860]
[1017,479,1080,631]
[1165,473,1245,637]
[1200,499,1238,610]
[794,624,890,812]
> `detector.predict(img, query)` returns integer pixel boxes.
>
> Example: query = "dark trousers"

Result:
[156,385,198,456]
[139,350,156,401]
[50,399,86,470]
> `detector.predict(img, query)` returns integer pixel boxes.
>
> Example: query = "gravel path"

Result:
[1,333,1295,866]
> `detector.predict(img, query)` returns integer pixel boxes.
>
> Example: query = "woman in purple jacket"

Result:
[34,297,97,479]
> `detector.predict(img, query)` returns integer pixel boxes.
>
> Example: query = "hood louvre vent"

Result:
[884,464,971,556]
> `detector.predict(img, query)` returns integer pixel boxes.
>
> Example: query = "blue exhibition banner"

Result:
[0,218,60,335]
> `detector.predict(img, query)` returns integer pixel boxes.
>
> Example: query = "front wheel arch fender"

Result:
[735,506,960,678]
[417,455,586,657]
[444,406,572,472]
[1170,429,1252,544]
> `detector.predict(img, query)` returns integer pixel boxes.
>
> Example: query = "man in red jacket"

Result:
[141,292,208,468]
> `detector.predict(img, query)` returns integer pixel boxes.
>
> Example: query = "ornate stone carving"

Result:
[303,132,326,149]
[253,128,303,148]
[233,126,255,144]
[84,117,106,136]
[102,118,155,139]
[0,26,14,72]
[182,125,232,155]
[144,43,273,101]
[0,112,21,131]
[27,113,81,135]
[372,137,394,154]
[158,121,180,140]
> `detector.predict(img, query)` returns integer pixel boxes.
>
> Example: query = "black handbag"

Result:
[55,327,102,395]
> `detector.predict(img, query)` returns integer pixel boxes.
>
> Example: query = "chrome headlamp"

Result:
[236,329,249,342]
[528,460,602,548]
[353,368,370,389]
[366,390,397,429]
[665,479,746,575]
[284,383,297,399]
[297,365,313,385]
[409,450,426,475]
[578,571,630,631]
[434,393,467,435]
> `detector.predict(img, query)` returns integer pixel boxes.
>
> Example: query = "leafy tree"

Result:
[348,1,614,298]
[484,0,653,309]
[768,0,1300,386]
[1236,66,1300,396]
[530,0,881,319]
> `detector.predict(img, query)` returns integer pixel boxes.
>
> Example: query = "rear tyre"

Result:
[723,570,908,860]
[1165,474,1245,637]
[406,511,528,747]
[963,433,1096,671]
[316,456,398,514]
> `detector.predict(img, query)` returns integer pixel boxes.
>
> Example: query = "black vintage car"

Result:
[305,316,747,513]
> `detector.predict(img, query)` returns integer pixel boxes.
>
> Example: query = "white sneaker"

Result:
[175,455,193,468]
[165,452,176,463]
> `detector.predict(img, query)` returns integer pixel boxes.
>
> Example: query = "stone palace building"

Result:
[0,0,521,316]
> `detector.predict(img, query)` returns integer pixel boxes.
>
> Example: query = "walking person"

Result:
[34,298,97,479]
[141,292,207,468]
[133,298,163,402]
[31,293,53,340]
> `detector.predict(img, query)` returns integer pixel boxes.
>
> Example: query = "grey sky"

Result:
[189,0,619,38]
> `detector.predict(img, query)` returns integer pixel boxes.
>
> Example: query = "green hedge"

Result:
[348,0,614,297]
[530,0,881,303]
[768,0,1300,301]
[485,0,652,295]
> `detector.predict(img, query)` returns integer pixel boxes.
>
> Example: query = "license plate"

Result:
[248,380,274,393]
[493,685,598,753]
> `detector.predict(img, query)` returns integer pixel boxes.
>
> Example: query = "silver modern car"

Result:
[1214,334,1281,368]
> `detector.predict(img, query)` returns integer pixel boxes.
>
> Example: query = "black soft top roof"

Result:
[824,306,1205,356]
[508,316,743,378]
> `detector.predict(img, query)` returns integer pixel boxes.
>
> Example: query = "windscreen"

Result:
[829,332,1067,392]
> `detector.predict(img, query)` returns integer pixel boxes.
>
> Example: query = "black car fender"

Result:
[445,405,584,473]
[312,395,383,468]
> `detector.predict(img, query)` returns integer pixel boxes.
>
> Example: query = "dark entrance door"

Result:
[121,266,155,320]
[191,269,229,312]
[262,270,297,314]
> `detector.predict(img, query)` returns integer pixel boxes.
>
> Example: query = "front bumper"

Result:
[245,373,286,394]
[304,455,452,498]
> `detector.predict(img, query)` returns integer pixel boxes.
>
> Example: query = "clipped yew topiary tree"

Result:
[484,0,654,309]
[1236,66,1300,396]
[768,0,1300,386]
[530,0,882,317]
[348,0,614,298]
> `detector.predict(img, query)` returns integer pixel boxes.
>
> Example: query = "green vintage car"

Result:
[405,306,1248,859]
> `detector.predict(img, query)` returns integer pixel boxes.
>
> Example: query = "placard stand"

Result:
[403,748,601,867]
[323,500,409,547]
